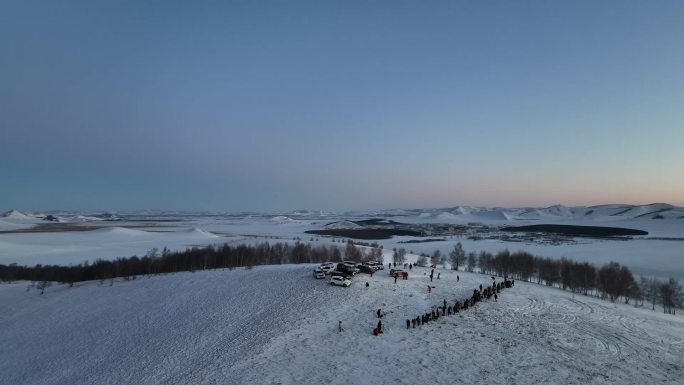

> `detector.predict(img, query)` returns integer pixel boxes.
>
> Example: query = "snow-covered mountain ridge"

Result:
[4,203,683,224]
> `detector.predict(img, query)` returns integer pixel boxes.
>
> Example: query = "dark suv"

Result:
[357,264,376,274]
[336,263,358,276]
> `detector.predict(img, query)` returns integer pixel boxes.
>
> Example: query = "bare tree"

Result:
[430,250,441,268]
[660,278,683,315]
[368,246,383,262]
[449,242,466,270]
[478,251,493,275]
[466,252,477,272]
[36,281,51,295]
[641,276,660,310]
[392,248,406,265]
[345,241,363,262]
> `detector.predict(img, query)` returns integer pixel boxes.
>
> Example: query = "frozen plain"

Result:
[1,264,682,385]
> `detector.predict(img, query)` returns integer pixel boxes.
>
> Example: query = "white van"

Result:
[313,269,326,279]
[330,276,351,287]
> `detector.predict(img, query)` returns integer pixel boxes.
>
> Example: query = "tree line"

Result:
[0,241,379,290]
[413,244,682,314]
[470,249,682,314]
[1,240,681,314]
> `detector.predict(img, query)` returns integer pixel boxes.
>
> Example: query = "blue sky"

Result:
[1,1,683,212]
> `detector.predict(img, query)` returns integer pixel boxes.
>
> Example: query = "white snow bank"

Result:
[271,215,292,221]
[88,226,150,236]
[0,219,35,232]
[324,220,363,229]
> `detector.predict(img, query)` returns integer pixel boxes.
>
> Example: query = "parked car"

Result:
[330,276,352,287]
[389,268,405,277]
[344,260,364,266]
[313,269,326,279]
[319,262,336,274]
[357,264,376,274]
[337,263,359,275]
[368,261,384,270]
[331,271,353,280]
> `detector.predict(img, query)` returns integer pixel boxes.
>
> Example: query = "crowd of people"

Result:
[403,277,514,330]
[370,274,515,335]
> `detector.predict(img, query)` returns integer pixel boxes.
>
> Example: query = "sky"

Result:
[1,0,683,212]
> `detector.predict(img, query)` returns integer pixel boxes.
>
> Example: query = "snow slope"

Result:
[0,227,227,266]
[0,209,44,231]
[1,265,682,385]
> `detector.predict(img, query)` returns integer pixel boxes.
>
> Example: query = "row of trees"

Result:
[413,245,682,313]
[0,240,382,289]
[469,249,682,314]
[1,239,681,314]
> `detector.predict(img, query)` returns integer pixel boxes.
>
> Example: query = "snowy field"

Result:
[1,264,682,384]
[0,227,241,266]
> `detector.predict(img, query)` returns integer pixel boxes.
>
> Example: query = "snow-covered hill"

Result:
[0,209,45,231]
[402,203,684,223]
[1,209,35,220]
[0,227,228,266]
[324,220,363,230]
[1,264,682,384]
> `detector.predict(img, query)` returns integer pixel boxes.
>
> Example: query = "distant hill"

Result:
[395,203,684,223]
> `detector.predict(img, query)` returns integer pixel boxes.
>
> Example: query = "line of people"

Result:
[405,278,515,330]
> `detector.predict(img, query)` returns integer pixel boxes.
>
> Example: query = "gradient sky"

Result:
[1,1,683,212]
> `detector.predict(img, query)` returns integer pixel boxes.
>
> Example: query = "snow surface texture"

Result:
[0,227,230,266]
[1,265,682,385]
[0,210,44,231]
